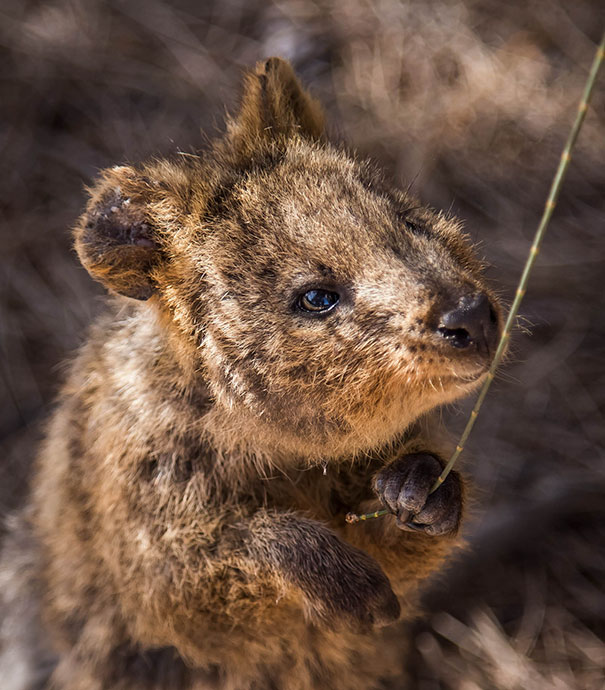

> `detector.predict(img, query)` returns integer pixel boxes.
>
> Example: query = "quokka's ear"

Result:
[227,57,325,154]
[74,166,164,300]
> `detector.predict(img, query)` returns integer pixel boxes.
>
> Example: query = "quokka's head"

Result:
[75,58,502,460]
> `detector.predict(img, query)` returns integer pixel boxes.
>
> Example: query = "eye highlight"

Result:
[296,289,340,314]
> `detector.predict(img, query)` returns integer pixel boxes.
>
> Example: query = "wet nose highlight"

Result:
[437,293,498,353]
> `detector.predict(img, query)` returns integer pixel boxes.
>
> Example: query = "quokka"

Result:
[0,58,502,690]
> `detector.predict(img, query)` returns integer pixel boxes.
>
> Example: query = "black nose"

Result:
[437,293,498,354]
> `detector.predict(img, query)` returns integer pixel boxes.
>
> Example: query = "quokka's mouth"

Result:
[420,361,490,390]
[452,368,488,383]
[451,359,495,383]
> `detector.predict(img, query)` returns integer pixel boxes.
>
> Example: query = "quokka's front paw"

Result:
[300,539,401,632]
[373,453,462,536]
[249,514,400,632]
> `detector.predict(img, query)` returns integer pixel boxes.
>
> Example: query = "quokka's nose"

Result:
[437,293,499,355]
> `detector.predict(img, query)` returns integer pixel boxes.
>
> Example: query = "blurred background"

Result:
[1,0,604,687]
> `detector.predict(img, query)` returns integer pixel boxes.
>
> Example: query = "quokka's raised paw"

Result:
[373,453,463,536]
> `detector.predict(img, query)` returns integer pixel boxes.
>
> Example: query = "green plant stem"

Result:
[429,30,605,494]
[349,31,605,524]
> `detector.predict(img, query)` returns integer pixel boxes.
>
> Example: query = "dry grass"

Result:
[1,1,604,687]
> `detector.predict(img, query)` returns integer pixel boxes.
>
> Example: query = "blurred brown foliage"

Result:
[1,1,604,687]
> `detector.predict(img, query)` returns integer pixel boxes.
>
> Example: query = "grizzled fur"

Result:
[0,58,502,689]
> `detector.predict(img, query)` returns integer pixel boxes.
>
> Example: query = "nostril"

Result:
[437,326,472,349]
[437,293,497,352]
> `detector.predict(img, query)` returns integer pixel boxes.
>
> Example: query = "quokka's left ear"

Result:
[226,57,325,154]
[74,165,168,300]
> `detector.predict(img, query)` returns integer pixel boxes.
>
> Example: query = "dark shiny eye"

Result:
[297,289,340,314]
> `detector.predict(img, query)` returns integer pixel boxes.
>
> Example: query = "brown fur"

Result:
[0,58,502,689]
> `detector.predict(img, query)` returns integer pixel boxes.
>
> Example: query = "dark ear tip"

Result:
[258,56,293,78]
[263,56,282,70]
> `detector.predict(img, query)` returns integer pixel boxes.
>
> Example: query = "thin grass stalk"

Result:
[347,31,605,525]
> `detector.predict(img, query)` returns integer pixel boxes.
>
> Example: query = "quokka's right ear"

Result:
[74,166,164,301]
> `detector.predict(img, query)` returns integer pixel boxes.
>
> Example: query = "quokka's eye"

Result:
[296,289,340,314]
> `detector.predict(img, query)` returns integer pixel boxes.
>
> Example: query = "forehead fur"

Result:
[180,137,481,310]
